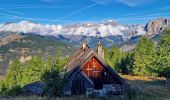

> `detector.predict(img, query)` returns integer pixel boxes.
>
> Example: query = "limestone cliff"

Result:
[145,18,170,35]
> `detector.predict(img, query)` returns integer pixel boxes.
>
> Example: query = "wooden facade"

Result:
[63,42,129,96]
[82,57,104,79]
[64,70,93,95]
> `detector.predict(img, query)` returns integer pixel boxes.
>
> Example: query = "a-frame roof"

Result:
[64,42,92,72]
[65,43,129,87]
[68,69,94,86]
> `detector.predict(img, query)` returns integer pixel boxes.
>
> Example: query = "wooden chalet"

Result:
[63,42,129,96]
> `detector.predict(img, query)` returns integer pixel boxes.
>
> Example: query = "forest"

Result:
[0,29,170,99]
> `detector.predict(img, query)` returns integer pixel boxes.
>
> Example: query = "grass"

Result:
[0,75,170,100]
[121,75,170,100]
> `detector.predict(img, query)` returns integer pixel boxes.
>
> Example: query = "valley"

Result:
[0,18,169,75]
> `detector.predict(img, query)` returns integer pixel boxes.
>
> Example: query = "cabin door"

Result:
[71,79,85,95]
[92,71,104,89]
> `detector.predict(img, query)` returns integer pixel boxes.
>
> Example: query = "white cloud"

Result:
[0,8,25,15]
[58,2,102,20]
[90,0,113,5]
[0,5,77,9]
[0,20,146,37]
[161,6,170,10]
[116,0,154,7]
[114,12,170,23]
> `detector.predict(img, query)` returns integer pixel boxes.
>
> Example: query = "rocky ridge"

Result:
[146,18,170,35]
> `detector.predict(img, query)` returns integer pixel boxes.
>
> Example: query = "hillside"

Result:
[0,32,76,75]
[0,17,169,75]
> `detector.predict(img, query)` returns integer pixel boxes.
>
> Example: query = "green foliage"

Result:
[54,51,68,72]
[132,37,156,76]
[2,85,22,96]
[0,51,68,96]
[41,52,68,96]
[0,34,75,75]
[0,80,7,94]
[154,29,170,77]
[104,45,122,70]
[41,67,66,96]
[118,53,134,75]
[0,59,23,96]
[5,59,23,89]
[21,55,46,85]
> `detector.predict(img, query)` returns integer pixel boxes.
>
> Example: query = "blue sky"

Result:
[0,0,170,24]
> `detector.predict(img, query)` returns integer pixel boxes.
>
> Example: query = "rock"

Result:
[19,55,32,63]
[120,44,136,52]
[22,81,47,95]
[0,34,23,46]
[93,89,107,97]
[0,54,5,62]
[63,90,72,96]
[166,75,170,87]
[86,88,93,97]
[145,18,170,35]
[103,84,117,93]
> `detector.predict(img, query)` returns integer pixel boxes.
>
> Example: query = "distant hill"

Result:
[0,32,76,75]
[0,17,169,75]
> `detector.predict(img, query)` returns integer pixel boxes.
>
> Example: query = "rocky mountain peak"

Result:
[145,18,170,35]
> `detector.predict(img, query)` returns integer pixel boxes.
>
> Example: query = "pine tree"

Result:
[104,45,122,70]
[41,53,68,96]
[154,29,170,77]
[21,55,46,85]
[5,59,23,88]
[0,80,5,93]
[118,52,134,75]
[104,47,111,66]
[132,37,156,76]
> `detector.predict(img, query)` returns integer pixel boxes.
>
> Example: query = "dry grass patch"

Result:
[121,75,170,99]
[121,75,165,81]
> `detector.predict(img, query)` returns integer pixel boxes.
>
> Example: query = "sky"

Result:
[0,0,170,24]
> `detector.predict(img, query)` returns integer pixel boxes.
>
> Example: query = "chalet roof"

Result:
[69,69,94,86]
[65,42,93,72]
[65,43,129,87]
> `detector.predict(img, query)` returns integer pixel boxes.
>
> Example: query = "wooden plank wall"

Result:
[81,57,105,79]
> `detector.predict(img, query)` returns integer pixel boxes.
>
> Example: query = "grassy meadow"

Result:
[0,75,170,100]
[122,75,170,100]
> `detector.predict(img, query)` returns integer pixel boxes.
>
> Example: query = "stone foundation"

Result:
[166,78,170,87]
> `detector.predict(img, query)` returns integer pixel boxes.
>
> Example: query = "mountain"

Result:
[0,32,76,75]
[0,20,146,39]
[0,17,170,75]
[1,18,169,39]
[146,18,170,35]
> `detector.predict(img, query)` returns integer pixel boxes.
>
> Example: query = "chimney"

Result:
[82,42,86,50]
[96,41,104,59]
[82,42,88,51]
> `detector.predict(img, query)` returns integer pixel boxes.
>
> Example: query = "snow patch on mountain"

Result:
[0,20,146,38]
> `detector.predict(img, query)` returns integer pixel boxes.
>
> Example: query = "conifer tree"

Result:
[154,29,170,77]
[41,52,68,96]
[5,59,23,88]
[104,45,122,70]
[21,55,46,85]
[118,53,134,75]
[133,37,156,76]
